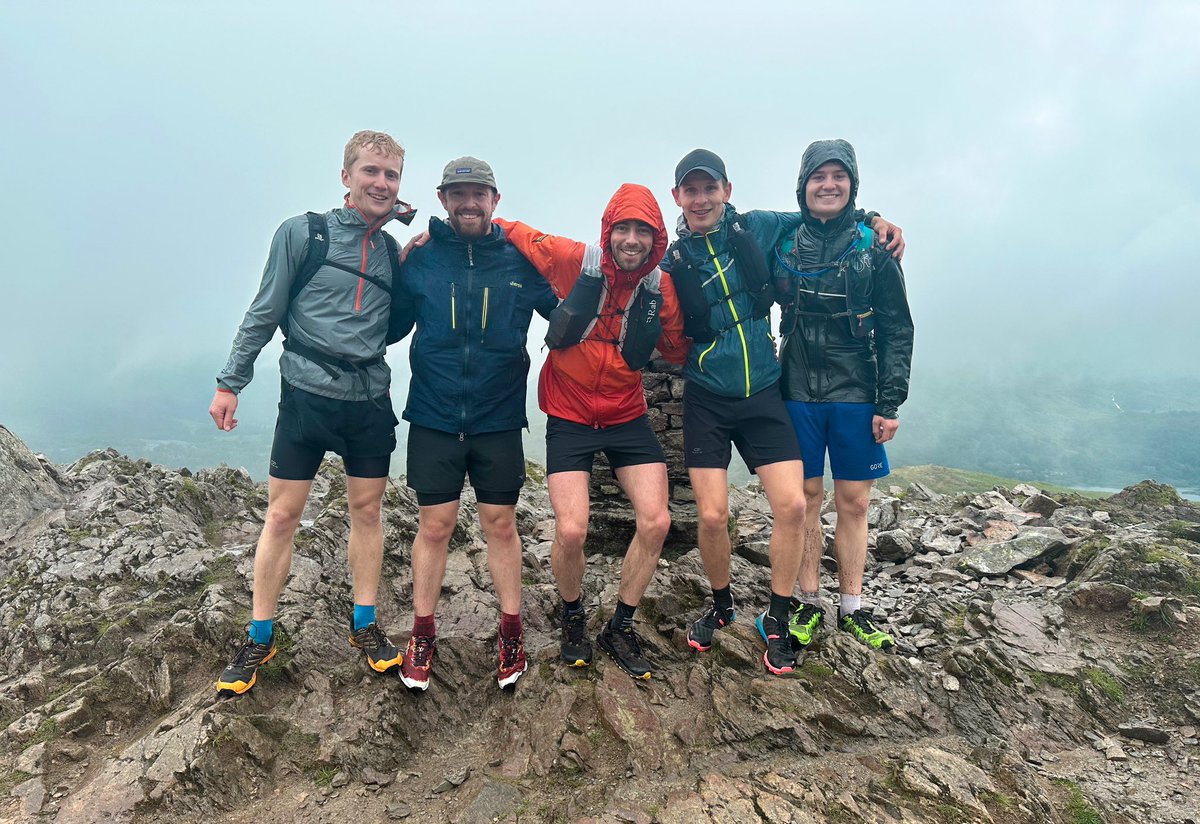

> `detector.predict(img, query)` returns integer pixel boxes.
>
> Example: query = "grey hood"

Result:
[796,139,859,219]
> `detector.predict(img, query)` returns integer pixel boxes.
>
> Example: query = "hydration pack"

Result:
[280,211,409,392]
[544,246,663,371]
[666,210,773,344]
[775,222,875,339]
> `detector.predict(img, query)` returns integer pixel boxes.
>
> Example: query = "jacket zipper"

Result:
[482,286,489,332]
[460,242,475,440]
[705,234,752,397]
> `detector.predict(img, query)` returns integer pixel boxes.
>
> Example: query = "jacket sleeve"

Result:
[747,210,804,251]
[655,271,690,365]
[387,263,417,344]
[493,218,585,298]
[216,218,305,393]
[871,255,914,419]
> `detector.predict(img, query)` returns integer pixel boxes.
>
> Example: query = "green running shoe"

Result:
[838,609,894,650]
[788,603,825,649]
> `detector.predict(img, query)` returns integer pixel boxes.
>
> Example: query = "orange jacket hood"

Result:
[600,184,668,283]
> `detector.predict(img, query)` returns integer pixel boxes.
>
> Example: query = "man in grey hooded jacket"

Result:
[208,130,414,697]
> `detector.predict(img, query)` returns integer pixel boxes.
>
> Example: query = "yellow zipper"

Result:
[482,287,489,330]
[705,234,752,397]
[451,283,457,330]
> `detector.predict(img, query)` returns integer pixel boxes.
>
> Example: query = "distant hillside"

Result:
[887,465,1107,498]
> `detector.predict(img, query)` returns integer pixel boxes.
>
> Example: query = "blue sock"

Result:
[353,604,376,631]
[250,618,273,645]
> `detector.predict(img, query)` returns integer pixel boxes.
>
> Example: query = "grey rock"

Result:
[1119,723,1171,744]
[1022,493,1062,518]
[454,779,524,824]
[959,527,1072,576]
[874,530,917,561]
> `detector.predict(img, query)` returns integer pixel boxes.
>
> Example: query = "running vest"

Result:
[280,212,403,397]
[544,258,663,371]
[666,211,773,344]
[775,222,876,338]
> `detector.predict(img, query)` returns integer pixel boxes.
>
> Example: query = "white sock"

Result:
[839,593,861,617]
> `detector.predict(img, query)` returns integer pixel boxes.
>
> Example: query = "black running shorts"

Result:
[269,381,397,481]
[682,381,802,472]
[405,425,525,507]
[545,414,666,476]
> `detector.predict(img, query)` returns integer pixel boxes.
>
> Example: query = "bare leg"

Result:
[612,462,671,606]
[799,476,826,594]
[755,460,807,597]
[478,503,521,615]
[832,479,873,597]
[689,467,732,590]
[251,477,313,620]
[411,500,460,617]
[548,471,590,602]
[346,475,388,607]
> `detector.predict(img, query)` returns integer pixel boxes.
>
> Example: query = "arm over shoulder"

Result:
[494,218,586,298]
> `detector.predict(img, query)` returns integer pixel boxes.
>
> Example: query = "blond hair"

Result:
[343,130,405,171]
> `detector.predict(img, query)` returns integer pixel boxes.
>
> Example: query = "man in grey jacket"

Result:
[209,130,415,697]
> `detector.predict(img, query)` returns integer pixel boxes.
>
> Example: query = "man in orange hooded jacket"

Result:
[494,183,689,679]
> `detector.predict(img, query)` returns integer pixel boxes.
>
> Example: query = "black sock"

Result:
[610,600,637,632]
[712,584,734,613]
[768,593,792,626]
[562,596,584,617]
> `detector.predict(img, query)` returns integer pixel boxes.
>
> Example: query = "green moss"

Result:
[1029,671,1080,697]
[25,718,59,748]
[1163,520,1200,543]
[1086,668,1125,704]
[257,624,295,681]
[934,801,971,823]
[800,660,835,679]
[979,790,1014,809]
[0,770,33,795]
[65,528,92,543]
[1070,536,1111,568]
[1052,779,1103,824]
[201,554,237,587]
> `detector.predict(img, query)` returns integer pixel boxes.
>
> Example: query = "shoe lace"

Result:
[356,623,391,652]
[409,635,435,666]
[230,637,267,668]
[846,610,879,635]
[705,604,732,628]
[795,604,822,627]
[500,634,523,666]
[613,627,644,658]
[564,610,587,644]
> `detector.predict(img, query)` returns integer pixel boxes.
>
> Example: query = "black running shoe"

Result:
[756,613,796,676]
[348,622,404,674]
[838,609,895,651]
[687,603,736,651]
[596,624,653,680]
[216,628,277,697]
[561,608,592,667]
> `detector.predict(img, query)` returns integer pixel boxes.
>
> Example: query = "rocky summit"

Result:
[1,423,1199,824]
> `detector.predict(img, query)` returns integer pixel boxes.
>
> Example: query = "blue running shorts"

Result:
[785,401,889,481]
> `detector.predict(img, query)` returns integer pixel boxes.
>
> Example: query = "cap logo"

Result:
[455,167,472,174]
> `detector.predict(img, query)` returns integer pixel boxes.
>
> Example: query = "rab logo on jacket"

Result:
[509,281,523,288]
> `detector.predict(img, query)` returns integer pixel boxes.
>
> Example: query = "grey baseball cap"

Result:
[438,156,497,190]
[674,148,727,187]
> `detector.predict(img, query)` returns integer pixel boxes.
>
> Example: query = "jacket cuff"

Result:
[216,383,237,395]
[875,404,898,419]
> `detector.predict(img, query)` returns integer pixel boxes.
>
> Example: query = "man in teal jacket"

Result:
[662,149,903,675]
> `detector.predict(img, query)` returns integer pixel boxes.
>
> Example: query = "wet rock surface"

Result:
[2,432,1199,823]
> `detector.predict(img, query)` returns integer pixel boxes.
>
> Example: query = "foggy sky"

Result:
[2,1,1197,462]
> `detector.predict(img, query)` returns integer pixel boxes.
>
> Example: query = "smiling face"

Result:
[609,219,656,272]
[672,170,732,234]
[437,183,500,239]
[804,160,852,221]
[341,145,403,222]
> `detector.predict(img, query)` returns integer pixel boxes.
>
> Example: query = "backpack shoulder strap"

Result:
[281,212,329,336]
[290,212,329,305]
[381,230,401,292]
